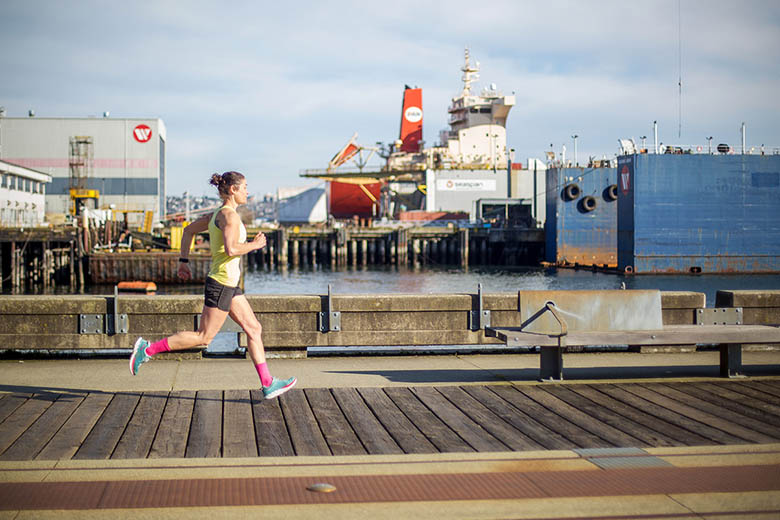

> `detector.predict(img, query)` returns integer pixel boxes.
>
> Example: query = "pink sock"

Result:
[255,363,273,387]
[146,338,170,356]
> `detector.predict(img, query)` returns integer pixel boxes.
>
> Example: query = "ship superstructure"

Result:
[384,48,515,172]
[439,48,515,169]
[298,48,519,220]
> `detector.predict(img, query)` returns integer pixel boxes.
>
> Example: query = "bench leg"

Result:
[719,343,743,378]
[540,347,563,381]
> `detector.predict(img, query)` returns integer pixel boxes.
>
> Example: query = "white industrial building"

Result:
[0,115,166,223]
[0,159,52,227]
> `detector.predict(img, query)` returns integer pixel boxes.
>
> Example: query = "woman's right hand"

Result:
[178,262,192,281]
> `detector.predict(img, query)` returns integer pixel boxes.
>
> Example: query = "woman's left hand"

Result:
[252,232,267,250]
[178,262,192,281]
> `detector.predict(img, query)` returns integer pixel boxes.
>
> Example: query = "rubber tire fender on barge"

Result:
[563,183,581,201]
[603,184,618,202]
[579,195,597,212]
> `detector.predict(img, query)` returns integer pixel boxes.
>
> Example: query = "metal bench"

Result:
[485,290,780,381]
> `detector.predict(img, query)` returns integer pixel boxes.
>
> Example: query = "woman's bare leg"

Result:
[166,305,229,350]
[228,294,265,364]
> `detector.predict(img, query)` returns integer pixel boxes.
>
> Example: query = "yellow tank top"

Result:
[208,206,246,287]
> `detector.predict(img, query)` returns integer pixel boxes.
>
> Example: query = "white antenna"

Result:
[678,0,682,139]
[461,47,480,96]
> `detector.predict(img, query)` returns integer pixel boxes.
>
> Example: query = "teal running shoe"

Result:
[129,337,151,375]
[262,376,297,399]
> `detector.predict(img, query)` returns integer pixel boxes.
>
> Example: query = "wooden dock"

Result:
[1,379,780,460]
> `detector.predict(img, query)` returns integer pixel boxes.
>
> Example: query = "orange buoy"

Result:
[117,281,157,293]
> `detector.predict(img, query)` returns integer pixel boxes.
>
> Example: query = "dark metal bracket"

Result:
[318,284,341,333]
[469,283,491,331]
[79,285,128,335]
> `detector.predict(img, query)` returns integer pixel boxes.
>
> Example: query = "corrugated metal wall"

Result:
[545,167,618,266]
[618,153,780,274]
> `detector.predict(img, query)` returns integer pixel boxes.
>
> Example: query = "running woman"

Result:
[130,171,296,399]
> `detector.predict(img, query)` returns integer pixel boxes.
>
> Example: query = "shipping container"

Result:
[545,166,618,266]
[617,153,780,274]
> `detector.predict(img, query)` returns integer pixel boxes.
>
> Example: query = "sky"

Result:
[1,0,779,198]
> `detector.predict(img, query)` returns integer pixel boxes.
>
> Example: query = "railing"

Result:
[618,144,780,156]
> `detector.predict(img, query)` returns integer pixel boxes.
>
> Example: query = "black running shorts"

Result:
[204,276,243,312]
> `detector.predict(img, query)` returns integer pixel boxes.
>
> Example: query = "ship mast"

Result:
[461,48,479,97]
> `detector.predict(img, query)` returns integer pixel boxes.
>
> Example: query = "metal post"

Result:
[741,122,746,154]
[571,134,578,166]
[532,160,538,224]
[720,344,743,377]
[653,121,658,154]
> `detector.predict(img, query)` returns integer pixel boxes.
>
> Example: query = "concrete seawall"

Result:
[5,290,777,357]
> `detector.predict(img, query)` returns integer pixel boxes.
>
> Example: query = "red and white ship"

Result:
[291,48,515,221]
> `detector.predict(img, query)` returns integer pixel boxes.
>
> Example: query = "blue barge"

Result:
[617,153,780,274]
[545,166,618,267]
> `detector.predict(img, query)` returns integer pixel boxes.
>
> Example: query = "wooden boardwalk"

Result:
[1,380,780,460]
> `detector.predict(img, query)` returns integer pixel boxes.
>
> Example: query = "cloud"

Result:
[1,0,778,196]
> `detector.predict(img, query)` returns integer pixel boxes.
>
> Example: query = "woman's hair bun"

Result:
[209,171,245,197]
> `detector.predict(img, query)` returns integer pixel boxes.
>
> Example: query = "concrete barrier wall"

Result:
[716,290,780,325]
[0,290,714,356]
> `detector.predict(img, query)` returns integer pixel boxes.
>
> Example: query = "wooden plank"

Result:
[494,324,780,347]
[250,390,294,457]
[543,385,678,447]
[36,393,113,460]
[599,385,744,445]
[223,389,257,458]
[566,385,700,446]
[305,388,366,456]
[728,382,780,403]
[0,393,31,424]
[490,386,611,448]
[384,387,472,453]
[0,393,57,456]
[519,386,644,447]
[332,387,402,455]
[759,380,780,391]
[463,386,573,450]
[357,387,437,454]
[149,390,196,459]
[666,382,780,429]
[629,383,775,444]
[186,390,223,458]
[112,391,168,459]
[437,386,542,451]
[0,393,85,460]
[697,382,780,418]
[279,388,330,456]
[748,381,780,400]
[645,383,780,441]
[74,392,141,459]
[411,387,508,452]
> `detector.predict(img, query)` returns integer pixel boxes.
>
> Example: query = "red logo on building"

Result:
[133,124,152,143]
[620,165,631,195]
